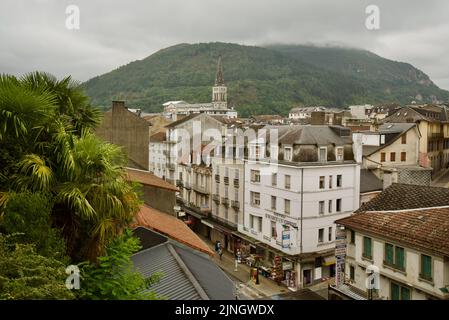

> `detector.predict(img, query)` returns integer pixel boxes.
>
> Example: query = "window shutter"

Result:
[391,283,399,300]
[385,244,394,265]
[401,287,410,300]
[395,247,405,270]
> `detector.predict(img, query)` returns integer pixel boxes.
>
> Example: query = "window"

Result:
[284,199,290,214]
[329,175,333,189]
[390,152,396,162]
[350,265,355,281]
[234,189,239,201]
[328,227,332,241]
[319,147,327,162]
[284,147,292,161]
[318,228,324,243]
[420,254,432,281]
[272,173,277,186]
[251,169,260,183]
[234,169,239,179]
[257,217,262,232]
[224,186,229,198]
[381,152,386,162]
[319,201,325,214]
[337,175,342,187]
[336,199,342,212]
[285,175,291,189]
[271,196,276,210]
[401,152,406,162]
[250,215,255,229]
[363,237,372,259]
[401,134,407,144]
[350,230,355,244]
[271,221,277,238]
[391,282,410,300]
[328,200,332,213]
[251,192,260,206]
[395,247,405,270]
[255,145,261,159]
[215,183,219,194]
[336,147,344,161]
[319,176,325,189]
[385,243,394,266]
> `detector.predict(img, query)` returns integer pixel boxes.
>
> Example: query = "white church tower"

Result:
[212,56,227,109]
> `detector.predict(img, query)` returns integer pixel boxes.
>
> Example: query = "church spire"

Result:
[215,55,224,86]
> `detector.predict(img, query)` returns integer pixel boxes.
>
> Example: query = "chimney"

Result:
[112,100,125,110]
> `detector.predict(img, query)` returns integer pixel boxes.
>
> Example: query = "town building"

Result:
[331,184,449,300]
[163,57,237,121]
[125,167,179,216]
[95,101,151,170]
[238,125,361,290]
[149,131,168,179]
[355,122,432,187]
[383,104,449,177]
[288,106,326,120]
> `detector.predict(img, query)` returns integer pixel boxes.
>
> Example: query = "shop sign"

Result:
[265,213,298,228]
[282,261,293,270]
[282,230,290,248]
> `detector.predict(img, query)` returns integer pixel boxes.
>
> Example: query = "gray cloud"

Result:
[1,0,448,89]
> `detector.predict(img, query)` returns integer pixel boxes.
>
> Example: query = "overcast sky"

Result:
[1,0,449,89]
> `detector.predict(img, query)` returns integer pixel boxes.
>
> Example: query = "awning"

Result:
[202,219,234,235]
[323,256,336,266]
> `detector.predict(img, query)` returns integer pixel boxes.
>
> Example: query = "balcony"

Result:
[193,184,209,194]
[176,180,183,188]
[212,194,220,203]
[233,178,239,188]
[231,200,240,209]
[221,197,230,207]
[224,176,229,185]
[184,181,192,190]
[189,203,211,215]
[168,163,175,171]
[215,174,220,183]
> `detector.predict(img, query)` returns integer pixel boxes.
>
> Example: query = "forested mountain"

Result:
[82,42,449,117]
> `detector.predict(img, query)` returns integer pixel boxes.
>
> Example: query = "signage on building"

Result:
[282,261,293,270]
[282,230,290,248]
[335,226,346,287]
[265,213,298,228]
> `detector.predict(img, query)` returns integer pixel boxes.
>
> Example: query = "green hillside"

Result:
[81,42,449,117]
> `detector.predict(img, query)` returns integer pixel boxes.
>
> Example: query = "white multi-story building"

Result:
[238,125,361,290]
[149,132,167,179]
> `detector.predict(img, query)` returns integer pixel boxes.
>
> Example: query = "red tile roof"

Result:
[132,205,214,256]
[336,206,449,257]
[125,168,178,192]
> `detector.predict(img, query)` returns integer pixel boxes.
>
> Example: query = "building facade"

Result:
[238,125,361,290]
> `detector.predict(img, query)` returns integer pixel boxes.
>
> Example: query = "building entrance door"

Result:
[303,269,313,286]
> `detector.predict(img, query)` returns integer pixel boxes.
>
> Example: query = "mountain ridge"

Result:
[81,42,449,117]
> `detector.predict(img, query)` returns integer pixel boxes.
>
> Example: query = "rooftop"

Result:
[355,183,449,213]
[336,206,449,257]
[360,169,383,193]
[132,205,214,256]
[125,168,179,192]
[132,227,235,300]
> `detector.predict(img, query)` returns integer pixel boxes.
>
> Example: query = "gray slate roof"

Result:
[266,125,352,146]
[131,227,235,300]
[360,169,383,193]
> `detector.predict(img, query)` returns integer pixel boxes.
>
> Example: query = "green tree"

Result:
[0,73,141,262]
[0,191,67,261]
[78,229,162,300]
[0,234,75,300]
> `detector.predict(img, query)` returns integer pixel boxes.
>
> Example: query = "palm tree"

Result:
[0,72,141,262]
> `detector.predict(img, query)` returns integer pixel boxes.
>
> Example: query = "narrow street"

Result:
[200,236,328,300]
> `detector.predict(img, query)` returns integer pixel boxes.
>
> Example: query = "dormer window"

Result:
[319,147,327,162]
[336,147,344,161]
[284,147,292,161]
